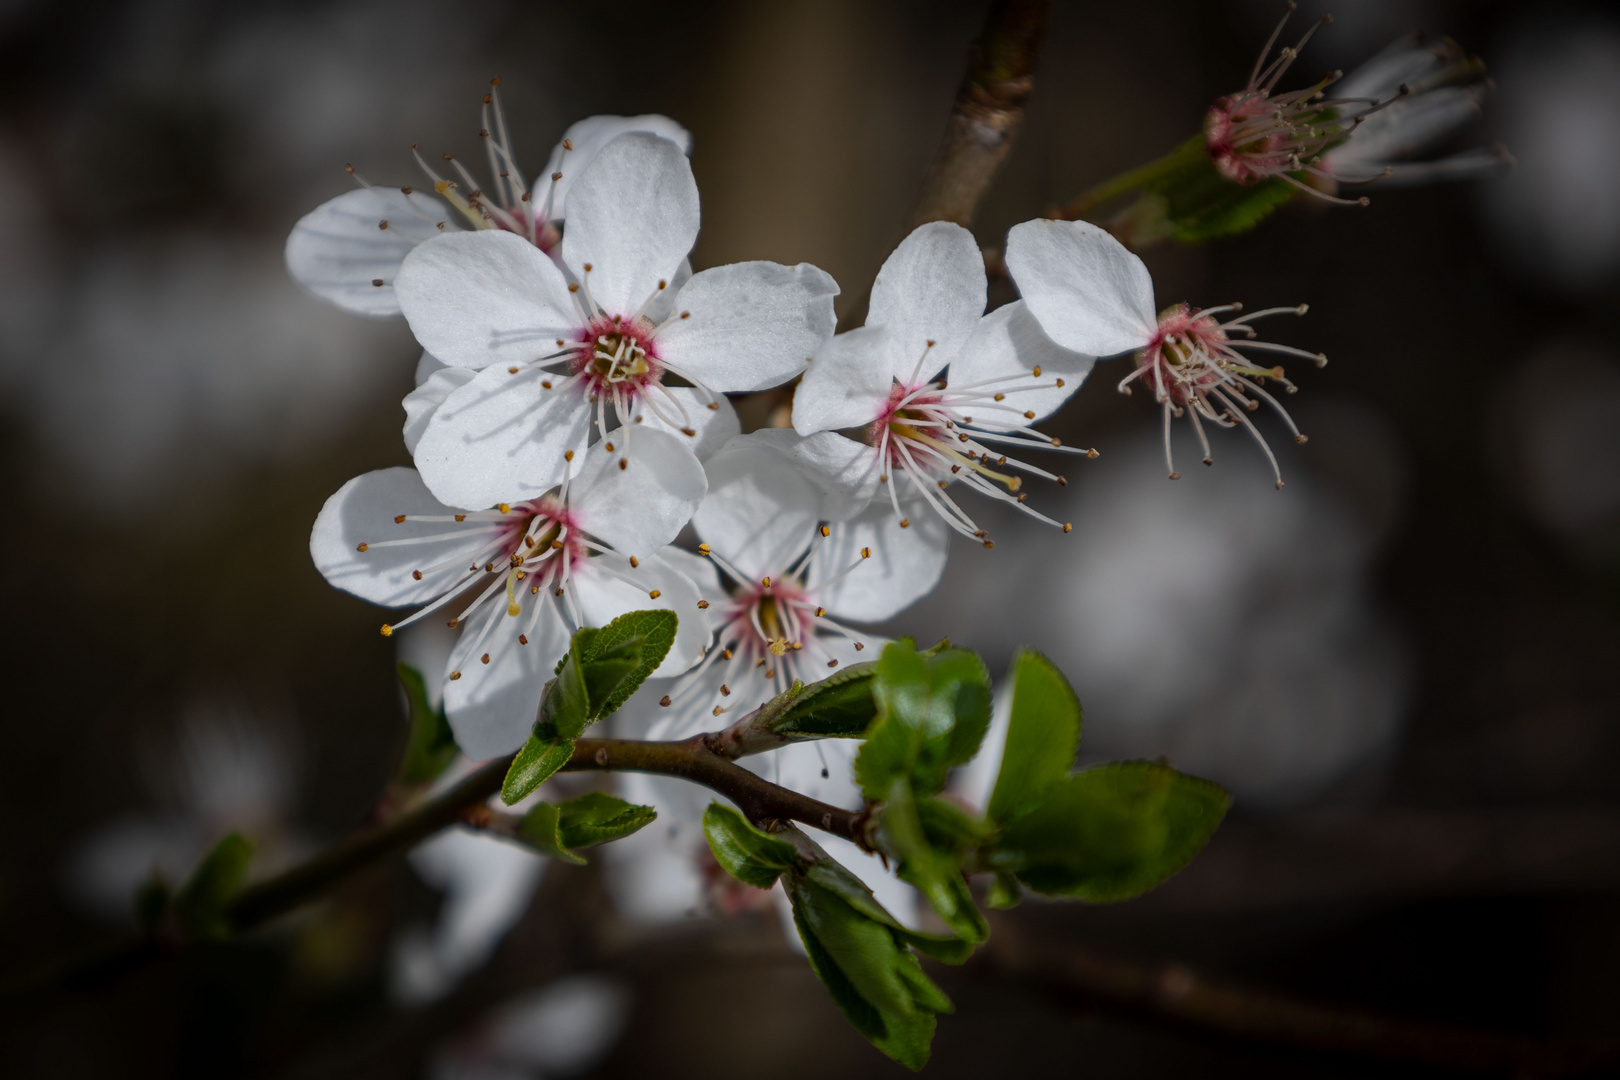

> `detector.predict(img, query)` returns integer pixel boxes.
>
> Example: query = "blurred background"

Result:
[3,0,1620,1075]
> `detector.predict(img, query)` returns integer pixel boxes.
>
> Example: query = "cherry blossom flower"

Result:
[286,87,690,317]
[393,131,839,510]
[1010,218,1322,487]
[310,428,710,758]
[601,430,941,929]
[793,222,1094,544]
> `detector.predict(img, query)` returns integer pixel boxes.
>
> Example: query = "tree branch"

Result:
[984,925,1620,1076]
[907,0,1051,231]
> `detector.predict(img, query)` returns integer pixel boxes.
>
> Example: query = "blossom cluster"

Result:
[293,102,1330,765]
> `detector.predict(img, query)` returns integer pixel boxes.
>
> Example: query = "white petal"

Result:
[793,325,909,435]
[1005,218,1157,357]
[443,586,572,759]
[658,543,723,600]
[809,495,948,622]
[403,366,477,454]
[560,133,699,317]
[571,552,709,676]
[395,230,578,369]
[570,428,707,557]
[285,187,461,318]
[540,115,694,222]
[414,350,450,387]
[693,435,825,580]
[950,300,1094,428]
[654,262,839,392]
[310,467,496,608]
[713,429,880,525]
[631,386,739,463]
[867,221,986,367]
[413,366,591,509]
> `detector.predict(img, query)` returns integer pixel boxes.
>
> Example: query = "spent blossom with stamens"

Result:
[310,429,710,758]
[393,131,839,511]
[793,222,1096,546]
[286,84,691,318]
[1319,33,1511,191]
[1009,218,1323,487]
[1204,4,1407,206]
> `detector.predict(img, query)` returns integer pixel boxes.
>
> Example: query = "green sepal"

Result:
[988,761,1229,902]
[986,650,1081,826]
[878,779,988,944]
[701,802,798,888]
[518,792,656,865]
[396,662,458,785]
[854,640,991,800]
[787,875,953,1071]
[173,831,254,940]
[500,730,574,806]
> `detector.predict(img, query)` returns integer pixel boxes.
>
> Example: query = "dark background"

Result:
[2,0,1619,1075]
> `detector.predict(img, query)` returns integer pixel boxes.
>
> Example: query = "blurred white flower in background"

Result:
[1493,339,1620,556]
[63,703,305,924]
[901,408,1408,810]
[428,973,631,1080]
[1481,12,1620,292]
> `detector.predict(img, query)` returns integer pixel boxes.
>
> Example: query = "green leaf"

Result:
[396,663,459,784]
[576,608,678,720]
[987,650,1081,826]
[988,761,1229,902]
[1113,134,1297,244]
[878,779,988,944]
[854,640,991,800]
[757,662,880,741]
[701,802,798,889]
[519,792,656,864]
[986,873,1021,910]
[173,832,254,940]
[798,842,972,965]
[500,731,574,806]
[787,875,953,1071]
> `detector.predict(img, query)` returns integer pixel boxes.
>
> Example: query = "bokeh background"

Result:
[3,0,1620,1075]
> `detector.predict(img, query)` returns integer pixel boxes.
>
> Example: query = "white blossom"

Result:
[286,94,691,318]
[310,429,710,758]
[793,221,1095,544]
[1010,218,1321,487]
[393,131,839,510]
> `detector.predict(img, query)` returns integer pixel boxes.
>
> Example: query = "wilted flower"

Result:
[310,429,710,757]
[395,132,838,510]
[1011,218,1321,486]
[285,87,690,317]
[793,222,1093,544]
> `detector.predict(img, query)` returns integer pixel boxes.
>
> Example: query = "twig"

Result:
[984,925,1620,1076]
[5,733,865,1004]
[908,0,1052,230]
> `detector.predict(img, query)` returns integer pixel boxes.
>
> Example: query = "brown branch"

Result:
[984,924,1620,1076]
[907,0,1051,231]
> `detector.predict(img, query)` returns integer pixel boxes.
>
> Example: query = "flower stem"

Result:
[1052,135,1206,220]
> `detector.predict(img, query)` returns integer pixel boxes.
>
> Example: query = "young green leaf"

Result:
[500,730,574,805]
[519,792,656,864]
[701,802,799,889]
[794,831,973,965]
[989,761,1229,902]
[877,778,988,944]
[760,662,879,740]
[173,832,254,940]
[787,875,954,1071]
[986,650,1081,826]
[575,609,678,719]
[855,640,991,800]
[396,662,459,784]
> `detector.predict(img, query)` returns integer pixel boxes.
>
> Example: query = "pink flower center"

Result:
[570,314,664,401]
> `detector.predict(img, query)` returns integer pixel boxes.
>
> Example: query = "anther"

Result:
[619,459,628,471]
[519,634,528,645]
[551,171,562,181]
[819,525,830,537]
[1062,523,1073,533]
[983,539,995,549]
[481,653,491,664]
[508,366,519,374]
[698,544,711,555]
[648,589,661,599]
[815,606,826,617]
[720,684,731,696]
[860,547,871,558]
[697,600,710,609]
[629,556,639,568]
[380,624,394,637]
[827,659,839,668]
[854,642,865,651]
[448,618,460,628]
[1056,476,1068,487]
[378,220,389,230]
[604,442,615,453]
[498,503,510,514]
[900,518,911,528]
[1295,434,1308,444]
[762,576,772,589]
[1033,366,1043,377]
[449,671,461,680]
[660,696,672,707]
[373,279,385,287]
[1169,472,1182,480]
[563,139,574,150]
[564,450,575,461]
[583,263,593,272]
[713,706,724,716]
[722,649,733,660]
[412,570,423,580]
